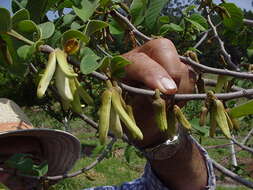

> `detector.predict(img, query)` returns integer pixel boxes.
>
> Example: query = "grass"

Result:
[23,107,253,190]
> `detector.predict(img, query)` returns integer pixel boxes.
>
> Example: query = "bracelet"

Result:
[140,130,186,160]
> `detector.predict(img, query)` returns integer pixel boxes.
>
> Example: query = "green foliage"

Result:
[221,3,244,31]
[5,153,48,176]
[229,100,253,119]
[73,0,100,22]
[144,0,169,31]
[0,8,12,32]
[38,22,55,40]
[80,48,101,74]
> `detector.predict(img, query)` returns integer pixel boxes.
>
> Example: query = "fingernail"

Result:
[160,77,177,90]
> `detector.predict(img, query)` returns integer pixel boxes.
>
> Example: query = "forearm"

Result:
[147,133,209,190]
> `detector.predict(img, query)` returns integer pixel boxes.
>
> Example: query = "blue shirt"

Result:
[84,136,216,190]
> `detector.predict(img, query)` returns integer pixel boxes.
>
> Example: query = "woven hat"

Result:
[0,98,81,176]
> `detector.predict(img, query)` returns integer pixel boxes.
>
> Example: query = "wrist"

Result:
[138,129,187,160]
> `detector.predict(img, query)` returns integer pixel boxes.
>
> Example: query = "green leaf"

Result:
[144,0,169,30]
[17,45,34,60]
[185,17,207,32]
[26,0,49,23]
[159,16,170,24]
[100,0,111,8]
[71,22,82,30]
[63,14,76,26]
[109,19,124,36]
[0,8,12,33]
[189,14,208,30]
[80,48,101,74]
[12,9,30,26]
[160,23,183,35]
[111,55,132,78]
[221,3,243,31]
[33,161,48,176]
[62,29,89,45]
[73,0,100,23]
[130,0,147,26]
[229,100,253,118]
[99,56,111,73]
[85,20,109,36]
[247,46,253,58]
[14,20,42,40]
[38,22,55,40]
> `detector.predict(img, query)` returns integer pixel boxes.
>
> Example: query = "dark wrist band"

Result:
[139,130,186,160]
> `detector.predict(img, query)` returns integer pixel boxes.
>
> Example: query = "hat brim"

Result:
[0,128,81,176]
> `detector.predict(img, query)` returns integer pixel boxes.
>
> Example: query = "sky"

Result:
[0,0,252,13]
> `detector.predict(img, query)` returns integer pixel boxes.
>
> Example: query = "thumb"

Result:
[123,52,177,94]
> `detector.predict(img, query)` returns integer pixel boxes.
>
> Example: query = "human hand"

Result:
[122,38,196,148]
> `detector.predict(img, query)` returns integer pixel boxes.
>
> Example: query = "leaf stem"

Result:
[6,30,34,46]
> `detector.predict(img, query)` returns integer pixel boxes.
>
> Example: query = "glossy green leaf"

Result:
[111,55,132,78]
[85,20,109,36]
[144,0,169,30]
[229,100,253,118]
[0,8,12,32]
[12,9,30,26]
[80,48,101,74]
[62,29,89,45]
[73,0,100,23]
[221,3,243,30]
[38,22,55,39]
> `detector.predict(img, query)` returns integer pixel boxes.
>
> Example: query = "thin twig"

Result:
[212,159,253,188]
[230,136,238,166]
[90,71,253,100]
[206,13,239,71]
[241,127,253,145]
[232,138,253,155]
[180,56,253,80]
[194,32,209,49]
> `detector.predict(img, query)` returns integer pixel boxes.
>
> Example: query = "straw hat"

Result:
[0,98,81,176]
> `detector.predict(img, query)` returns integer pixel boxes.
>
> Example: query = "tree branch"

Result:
[241,127,253,145]
[206,12,239,71]
[211,159,253,188]
[110,10,152,42]
[180,56,253,80]
[232,138,253,155]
